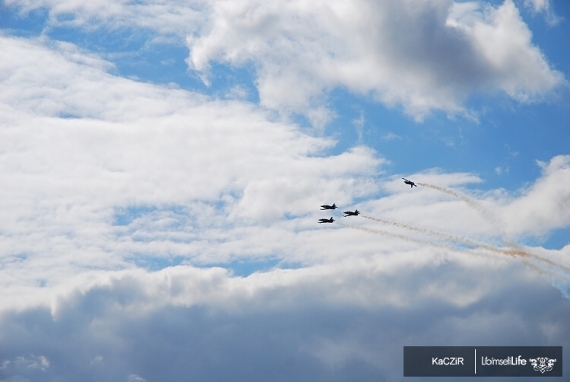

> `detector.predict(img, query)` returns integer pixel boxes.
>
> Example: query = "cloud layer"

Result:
[1,32,568,302]
[1,2,569,379]
[6,0,564,121]
[0,260,568,382]
[0,35,384,305]
[186,0,564,120]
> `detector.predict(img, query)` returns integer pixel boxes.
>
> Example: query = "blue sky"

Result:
[0,0,569,381]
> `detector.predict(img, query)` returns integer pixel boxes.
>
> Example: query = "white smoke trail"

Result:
[416,182,498,228]
[339,221,562,276]
[361,215,487,249]
[359,215,570,273]
[423,186,525,258]
[337,222,478,253]
[412,183,570,273]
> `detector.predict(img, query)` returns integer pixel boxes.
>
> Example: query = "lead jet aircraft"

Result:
[320,203,337,210]
[402,178,417,188]
[343,210,360,217]
[318,217,334,223]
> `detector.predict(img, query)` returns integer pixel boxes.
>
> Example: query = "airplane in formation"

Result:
[318,217,334,224]
[343,210,360,217]
[320,203,337,210]
[402,178,417,188]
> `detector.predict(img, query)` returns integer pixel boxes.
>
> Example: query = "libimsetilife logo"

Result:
[480,355,529,366]
[404,346,562,377]
[529,357,557,374]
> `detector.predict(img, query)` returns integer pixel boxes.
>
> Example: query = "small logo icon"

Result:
[529,357,556,373]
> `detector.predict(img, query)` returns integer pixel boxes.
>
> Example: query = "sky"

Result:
[0,0,569,381]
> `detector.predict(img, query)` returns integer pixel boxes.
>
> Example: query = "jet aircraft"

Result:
[402,178,417,188]
[318,217,334,224]
[343,210,360,217]
[320,203,337,210]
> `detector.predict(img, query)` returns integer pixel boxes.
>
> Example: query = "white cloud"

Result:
[380,132,401,141]
[352,112,365,142]
[0,33,566,310]
[6,0,564,123]
[523,0,560,25]
[0,259,568,381]
[0,27,568,381]
[127,374,147,382]
[186,0,564,121]
[525,0,549,12]
[5,0,205,36]
[0,354,50,377]
[495,165,508,175]
[0,35,384,305]
[500,155,570,237]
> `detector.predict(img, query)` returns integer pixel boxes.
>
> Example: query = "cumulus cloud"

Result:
[4,0,205,36]
[525,0,549,12]
[0,34,566,307]
[6,0,564,122]
[0,20,569,381]
[0,260,568,382]
[523,0,560,25]
[500,155,570,237]
[186,0,564,121]
[0,35,384,306]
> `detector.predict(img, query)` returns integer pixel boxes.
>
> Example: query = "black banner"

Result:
[404,346,562,377]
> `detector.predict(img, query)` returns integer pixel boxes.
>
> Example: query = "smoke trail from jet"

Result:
[503,247,570,273]
[336,222,547,272]
[417,182,497,222]
[360,214,527,262]
[415,182,524,258]
[359,215,570,273]
[361,215,489,250]
[340,221,567,276]
[413,183,570,273]
[361,215,527,260]
[337,222,467,252]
